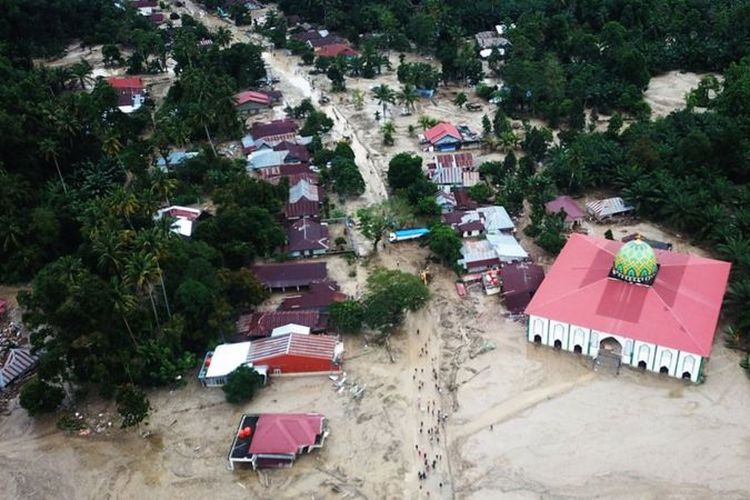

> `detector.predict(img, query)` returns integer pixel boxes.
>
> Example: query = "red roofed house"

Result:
[234,90,273,114]
[106,77,146,113]
[422,123,462,152]
[199,332,343,386]
[236,310,327,337]
[501,262,545,314]
[525,234,731,382]
[287,219,330,257]
[315,43,359,58]
[250,119,298,143]
[283,200,321,222]
[252,262,327,291]
[280,281,347,311]
[228,413,328,470]
[544,195,585,229]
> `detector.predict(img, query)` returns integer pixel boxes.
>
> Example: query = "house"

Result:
[154,206,206,237]
[545,196,585,228]
[287,219,329,257]
[236,310,327,337]
[525,235,731,382]
[0,348,38,390]
[199,333,343,386]
[156,150,199,170]
[442,206,514,237]
[280,281,347,311]
[436,191,457,213]
[422,123,463,152]
[250,119,298,144]
[274,141,311,163]
[474,31,512,50]
[429,167,479,188]
[586,196,635,221]
[458,239,500,273]
[247,149,289,170]
[234,90,273,114]
[315,44,359,58]
[257,163,313,181]
[453,189,478,211]
[435,152,475,171]
[283,200,321,221]
[227,413,328,470]
[501,262,544,314]
[106,77,146,113]
[486,233,528,263]
[307,36,348,49]
[289,178,321,203]
[252,262,328,291]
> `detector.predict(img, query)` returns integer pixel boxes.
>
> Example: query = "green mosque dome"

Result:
[611,238,658,284]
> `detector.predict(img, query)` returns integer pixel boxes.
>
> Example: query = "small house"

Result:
[315,44,359,58]
[289,178,321,203]
[106,77,146,113]
[486,233,528,263]
[234,90,273,115]
[283,200,321,221]
[422,123,462,152]
[280,281,347,311]
[156,150,199,170]
[287,219,330,257]
[252,262,328,291]
[236,310,327,338]
[500,262,545,314]
[227,413,328,470]
[0,348,38,390]
[435,191,457,213]
[586,197,634,221]
[458,239,500,273]
[154,205,206,238]
[250,119,298,145]
[545,196,585,229]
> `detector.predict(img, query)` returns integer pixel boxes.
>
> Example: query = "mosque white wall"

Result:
[527,315,703,382]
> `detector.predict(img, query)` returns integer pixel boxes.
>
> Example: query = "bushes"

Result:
[222,365,265,404]
[19,377,65,416]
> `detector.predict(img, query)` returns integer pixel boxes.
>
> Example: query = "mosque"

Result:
[525,234,731,382]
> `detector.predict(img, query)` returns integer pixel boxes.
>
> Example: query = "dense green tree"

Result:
[428,224,462,266]
[329,157,365,197]
[356,205,390,252]
[116,384,150,428]
[362,268,429,333]
[19,377,65,416]
[387,153,424,190]
[329,299,364,333]
[222,365,265,404]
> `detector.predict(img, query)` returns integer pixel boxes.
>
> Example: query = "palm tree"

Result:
[214,26,233,47]
[124,251,162,327]
[498,130,519,153]
[108,188,140,229]
[397,84,419,113]
[150,171,178,207]
[348,57,364,77]
[351,89,365,110]
[725,278,750,330]
[92,228,126,275]
[453,92,468,108]
[111,277,139,347]
[372,84,396,119]
[39,138,68,194]
[133,228,173,319]
[381,121,396,146]
[418,115,438,130]
[101,129,127,174]
[70,59,94,90]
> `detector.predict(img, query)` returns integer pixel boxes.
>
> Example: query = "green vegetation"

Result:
[222,365,265,404]
[116,384,150,428]
[19,377,65,416]
[428,224,463,267]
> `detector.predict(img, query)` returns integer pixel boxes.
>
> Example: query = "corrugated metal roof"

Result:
[248,333,338,362]
[252,262,327,289]
[585,197,634,219]
[0,348,38,389]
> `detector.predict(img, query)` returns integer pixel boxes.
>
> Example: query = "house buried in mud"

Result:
[228,413,328,470]
[525,235,731,382]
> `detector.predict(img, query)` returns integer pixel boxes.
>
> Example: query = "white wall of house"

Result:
[527,314,703,382]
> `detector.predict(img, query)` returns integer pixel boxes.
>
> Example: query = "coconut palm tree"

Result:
[108,187,140,229]
[133,228,173,319]
[39,138,68,194]
[214,26,233,47]
[150,171,178,207]
[111,277,139,347]
[372,84,396,119]
[91,227,126,275]
[397,84,419,113]
[124,251,162,327]
[351,89,365,110]
[381,121,396,146]
[70,59,94,90]
[418,115,438,131]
